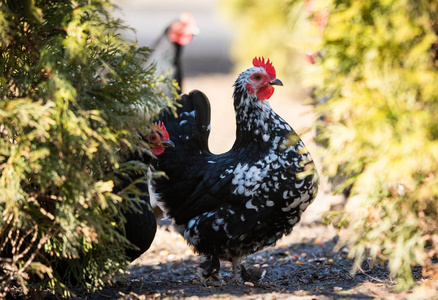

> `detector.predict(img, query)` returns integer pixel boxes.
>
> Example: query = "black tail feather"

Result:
[159,90,211,155]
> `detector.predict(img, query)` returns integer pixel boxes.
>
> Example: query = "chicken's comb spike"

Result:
[252,56,276,78]
[152,121,169,139]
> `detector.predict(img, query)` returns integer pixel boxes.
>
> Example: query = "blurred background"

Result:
[113,0,233,77]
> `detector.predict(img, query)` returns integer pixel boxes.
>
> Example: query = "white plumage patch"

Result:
[281,198,301,212]
[266,200,274,207]
[236,185,245,195]
[288,217,299,225]
[231,163,264,196]
[245,199,259,211]
[295,180,305,189]
[282,190,290,199]
[188,219,196,229]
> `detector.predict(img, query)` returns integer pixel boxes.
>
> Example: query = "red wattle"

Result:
[256,86,275,100]
[152,146,165,155]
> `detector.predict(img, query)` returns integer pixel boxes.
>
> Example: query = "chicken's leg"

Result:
[229,257,242,284]
[197,254,223,285]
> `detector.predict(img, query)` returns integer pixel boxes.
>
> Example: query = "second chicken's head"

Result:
[145,122,174,155]
[167,12,200,46]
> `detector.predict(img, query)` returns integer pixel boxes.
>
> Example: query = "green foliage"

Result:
[310,0,438,289]
[0,0,174,296]
[321,210,350,230]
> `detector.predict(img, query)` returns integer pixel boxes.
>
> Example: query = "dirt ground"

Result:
[66,74,437,299]
[102,223,423,300]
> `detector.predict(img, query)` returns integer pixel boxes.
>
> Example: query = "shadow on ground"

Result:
[71,223,422,300]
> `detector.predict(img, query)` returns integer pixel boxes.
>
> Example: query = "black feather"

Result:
[113,150,157,262]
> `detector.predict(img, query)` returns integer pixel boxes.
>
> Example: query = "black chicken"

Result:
[149,12,199,93]
[114,122,173,261]
[48,123,173,286]
[154,57,319,283]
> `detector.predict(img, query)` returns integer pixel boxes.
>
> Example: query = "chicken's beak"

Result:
[162,139,175,148]
[191,26,200,36]
[268,78,283,86]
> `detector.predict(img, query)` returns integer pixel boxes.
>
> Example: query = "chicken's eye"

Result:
[254,74,262,80]
[148,133,159,143]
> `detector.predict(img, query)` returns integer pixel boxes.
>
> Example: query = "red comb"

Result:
[252,57,276,78]
[152,121,169,140]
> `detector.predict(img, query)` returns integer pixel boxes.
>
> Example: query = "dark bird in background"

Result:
[149,12,199,94]
[114,122,173,261]
[45,123,173,286]
[144,13,199,218]
[153,57,319,283]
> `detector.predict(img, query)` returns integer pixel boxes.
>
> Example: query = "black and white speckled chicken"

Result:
[113,122,173,261]
[153,57,319,283]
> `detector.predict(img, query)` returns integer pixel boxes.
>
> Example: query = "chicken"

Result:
[50,123,173,285]
[149,12,199,94]
[153,57,319,283]
[114,122,173,261]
